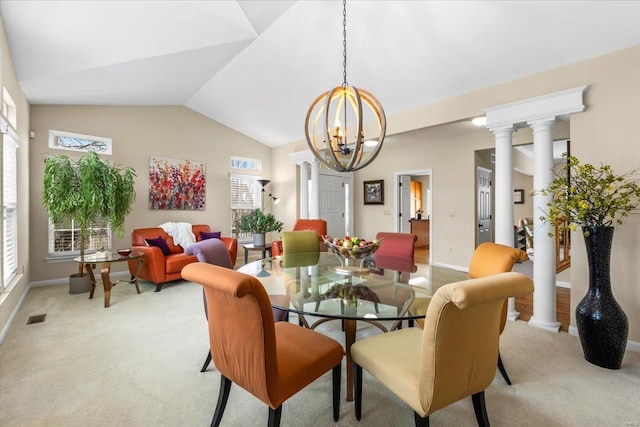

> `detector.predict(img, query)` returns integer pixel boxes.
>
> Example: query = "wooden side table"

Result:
[243,243,272,264]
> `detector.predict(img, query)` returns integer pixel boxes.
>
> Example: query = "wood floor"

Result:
[516,286,570,332]
[413,246,571,332]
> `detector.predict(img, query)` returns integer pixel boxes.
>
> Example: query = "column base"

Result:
[528,316,561,333]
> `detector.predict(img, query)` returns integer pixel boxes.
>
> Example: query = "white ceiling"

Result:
[2,1,640,147]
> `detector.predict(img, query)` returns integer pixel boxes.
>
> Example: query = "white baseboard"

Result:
[556,280,571,288]
[430,262,468,273]
[0,282,30,345]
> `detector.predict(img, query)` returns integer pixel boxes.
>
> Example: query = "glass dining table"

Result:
[237,251,429,402]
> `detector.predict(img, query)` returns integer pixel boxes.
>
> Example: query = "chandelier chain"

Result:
[342,0,347,87]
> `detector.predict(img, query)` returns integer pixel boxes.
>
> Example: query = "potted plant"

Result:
[539,154,640,369]
[42,151,137,293]
[238,209,284,247]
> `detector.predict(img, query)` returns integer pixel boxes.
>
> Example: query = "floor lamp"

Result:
[257,179,279,210]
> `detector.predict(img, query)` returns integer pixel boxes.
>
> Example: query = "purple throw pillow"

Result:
[145,236,171,256]
[200,231,221,241]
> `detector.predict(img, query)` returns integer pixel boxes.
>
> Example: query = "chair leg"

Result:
[332,363,341,422]
[497,352,512,385]
[154,284,163,292]
[211,375,232,427]
[414,412,430,426]
[200,350,212,372]
[354,363,363,421]
[472,391,490,427]
[268,406,282,427]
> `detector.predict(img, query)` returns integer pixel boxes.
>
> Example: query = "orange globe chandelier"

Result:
[305,0,386,172]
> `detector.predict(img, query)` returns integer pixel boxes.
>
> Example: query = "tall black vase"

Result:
[576,226,628,369]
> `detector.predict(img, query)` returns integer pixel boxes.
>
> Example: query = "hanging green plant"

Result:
[43,151,137,264]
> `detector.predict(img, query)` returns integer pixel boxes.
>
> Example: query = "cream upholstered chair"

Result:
[351,272,534,426]
[181,263,344,427]
[410,242,528,384]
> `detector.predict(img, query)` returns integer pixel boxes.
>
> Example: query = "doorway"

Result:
[319,172,350,238]
[476,166,493,246]
[395,169,432,264]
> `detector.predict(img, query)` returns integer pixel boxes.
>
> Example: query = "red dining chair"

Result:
[374,232,417,258]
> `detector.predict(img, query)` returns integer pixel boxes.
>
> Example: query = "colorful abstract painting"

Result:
[148,156,205,210]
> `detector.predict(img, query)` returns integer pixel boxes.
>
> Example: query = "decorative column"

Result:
[492,125,518,320]
[299,162,309,219]
[483,85,587,333]
[529,119,561,332]
[310,159,320,218]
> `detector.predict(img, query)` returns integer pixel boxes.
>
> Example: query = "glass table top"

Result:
[238,252,432,321]
[73,251,144,263]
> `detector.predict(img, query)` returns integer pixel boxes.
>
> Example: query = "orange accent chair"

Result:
[351,272,534,426]
[129,224,237,292]
[181,263,344,426]
[271,219,327,257]
[410,242,528,384]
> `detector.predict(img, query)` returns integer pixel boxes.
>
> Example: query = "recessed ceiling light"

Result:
[472,117,487,127]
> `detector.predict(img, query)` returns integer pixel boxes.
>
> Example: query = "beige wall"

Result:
[28,105,272,283]
[0,19,30,335]
[513,171,533,223]
[274,45,640,343]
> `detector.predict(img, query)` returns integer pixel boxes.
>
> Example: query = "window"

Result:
[2,124,18,288]
[48,130,112,154]
[48,219,111,259]
[231,156,261,171]
[230,174,261,242]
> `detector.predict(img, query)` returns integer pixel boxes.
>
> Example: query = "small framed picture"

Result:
[364,180,384,205]
[514,189,525,204]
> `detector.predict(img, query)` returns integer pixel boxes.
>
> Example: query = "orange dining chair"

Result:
[181,263,344,427]
[351,272,534,426]
[183,238,289,374]
[183,238,234,373]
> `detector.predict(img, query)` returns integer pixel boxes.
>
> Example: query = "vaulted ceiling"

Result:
[2,1,639,147]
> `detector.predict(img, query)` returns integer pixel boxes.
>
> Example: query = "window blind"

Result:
[3,131,18,287]
[230,174,261,241]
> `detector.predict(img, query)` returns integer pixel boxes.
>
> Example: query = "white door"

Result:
[319,174,346,238]
[477,167,493,245]
[398,175,412,233]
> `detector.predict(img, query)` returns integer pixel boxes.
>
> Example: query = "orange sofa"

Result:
[128,224,238,292]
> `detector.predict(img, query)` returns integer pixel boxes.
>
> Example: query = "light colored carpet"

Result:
[1,279,639,427]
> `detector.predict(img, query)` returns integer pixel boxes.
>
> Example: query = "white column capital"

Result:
[488,124,516,136]
[527,118,557,130]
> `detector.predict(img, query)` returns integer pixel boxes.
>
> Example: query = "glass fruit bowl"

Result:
[322,236,383,270]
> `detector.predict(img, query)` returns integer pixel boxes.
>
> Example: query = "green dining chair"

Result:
[281,230,320,254]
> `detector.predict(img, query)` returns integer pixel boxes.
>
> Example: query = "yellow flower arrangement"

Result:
[538,154,640,236]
